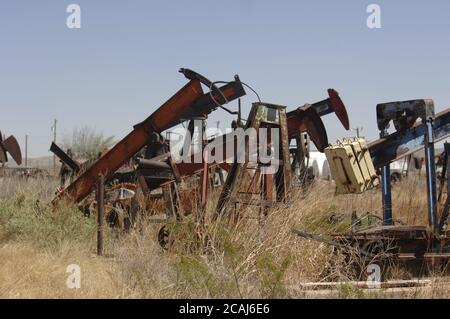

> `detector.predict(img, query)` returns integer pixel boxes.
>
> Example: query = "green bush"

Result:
[0,192,96,252]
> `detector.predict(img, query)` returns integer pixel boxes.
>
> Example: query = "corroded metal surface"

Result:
[0,134,22,165]
[53,79,204,204]
[369,109,450,168]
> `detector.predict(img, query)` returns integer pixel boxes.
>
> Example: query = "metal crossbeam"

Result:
[369,109,450,169]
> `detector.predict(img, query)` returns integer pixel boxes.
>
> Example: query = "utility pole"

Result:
[25,134,28,168]
[353,127,363,138]
[96,174,105,256]
[52,119,57,175]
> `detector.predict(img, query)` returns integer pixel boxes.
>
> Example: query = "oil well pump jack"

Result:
[0,132,22,166]
[131,89,350,224]
[296,98,450,277]
[52,69,349,232]
[52,68,247,205]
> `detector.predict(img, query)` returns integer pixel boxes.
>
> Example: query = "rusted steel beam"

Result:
[369,108,450,168]
[139,104,332,191]
[55,70,246,204]
[53,79,204,204]
[174,79,246,125]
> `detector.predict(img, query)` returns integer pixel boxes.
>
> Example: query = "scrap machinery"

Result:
[296,99,450,278]
[51,68,350,234]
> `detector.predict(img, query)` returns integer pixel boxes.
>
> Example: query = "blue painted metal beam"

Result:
[369,109,450,169]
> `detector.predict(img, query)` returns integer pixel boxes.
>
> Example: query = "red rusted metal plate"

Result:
[328,89,350,130]
[3,135,22,165]
[287,107,328,152]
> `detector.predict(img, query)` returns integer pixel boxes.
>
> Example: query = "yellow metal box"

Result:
[325,138,379,194]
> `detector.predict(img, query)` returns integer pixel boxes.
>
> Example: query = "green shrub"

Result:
[0,194,96,252]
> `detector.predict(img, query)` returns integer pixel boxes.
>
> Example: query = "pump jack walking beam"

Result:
[53,79,203,204]
[53,69,246,204]
[369,109,450,168]
[50,142,80,173]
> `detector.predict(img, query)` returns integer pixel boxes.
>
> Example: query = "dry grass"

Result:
[0,173,447,299]
[0,243,123,298]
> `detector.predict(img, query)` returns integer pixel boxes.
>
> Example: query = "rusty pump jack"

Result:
[288,89,350,182]
[52,69,246,205]
[133,89,351,220]
[49,142,80,173]
[214,102,293,220]
[0,132,22,166]
[213,89,350,220]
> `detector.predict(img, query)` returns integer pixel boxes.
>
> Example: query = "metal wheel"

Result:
[158,225,171,250]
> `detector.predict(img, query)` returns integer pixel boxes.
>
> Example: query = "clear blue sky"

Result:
[1,1,450,157]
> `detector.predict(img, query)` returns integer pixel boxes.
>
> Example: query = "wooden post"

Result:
[96,174,105,256]
[25,134,28,168]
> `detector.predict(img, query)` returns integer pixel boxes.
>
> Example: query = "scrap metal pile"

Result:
[51,68,349,230]
[49,67,450,278]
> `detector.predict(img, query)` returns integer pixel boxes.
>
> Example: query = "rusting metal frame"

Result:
[214,102,293,220]
[275,106,292,201]
[168,78,246,129]
[136,88,349,220]
[138,99,336,194]
[54,70,247,205]
[287,107,328,152]
[53,79,204,204]
[163,182,183,221]
[290,133,309,184]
